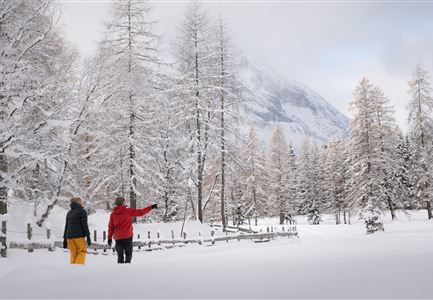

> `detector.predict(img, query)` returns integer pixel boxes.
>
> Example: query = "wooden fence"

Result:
[4,223,299,255]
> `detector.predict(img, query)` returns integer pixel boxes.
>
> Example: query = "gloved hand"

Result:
[108,239,112,246]
[86,236,92,247]
[151,203,158,209]
[63,239,68,249]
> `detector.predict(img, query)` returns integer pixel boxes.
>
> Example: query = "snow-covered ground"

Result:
[1,205,432,299]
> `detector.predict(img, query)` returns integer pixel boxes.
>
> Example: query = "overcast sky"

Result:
[58,0,433,131]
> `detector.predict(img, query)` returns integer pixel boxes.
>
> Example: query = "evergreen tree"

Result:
[241,126,267,222]
[296,138,322,224]
[396,133,411,208]
[174,2,214,222]
[325,137,345,224]
[371,86,406,220]
[283,143,298,223]
[267,124,288,224]
[346,78,385,224]
[0,0,78,230]
[407,64,433,219]
[210,14,241,229]
[81,0,160,216]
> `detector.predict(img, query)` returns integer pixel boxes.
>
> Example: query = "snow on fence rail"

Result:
[4,223,298,256]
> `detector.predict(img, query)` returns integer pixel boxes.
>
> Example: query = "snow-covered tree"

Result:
[267,124,288,224]
[370,86,406,220]
[396,133,411,209]
[241,126,267,222]
[0,1,79,231]
[346,78,385,224]
[324,137,346,224]
[81,0,159,215]
[296,138,323,224]
[209,14,241,229]
[407,64,433,219]
[139,70,187,222]
[173,2,215,223]
[283,142,297,223]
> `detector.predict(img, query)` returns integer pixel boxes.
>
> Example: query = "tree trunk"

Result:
[194,30,203,223]
[129,106,137,222]
[427,200,432,220]
[231,186,235,226]
[197,156,203,223]
[126,3,137,222]
[387,195,396,220]
[279,196,285,225]
[219,29,226,231]
[220,106,226,230]
[0,148,7,257]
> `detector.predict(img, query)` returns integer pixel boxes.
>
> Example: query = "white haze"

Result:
[59,1,433,132]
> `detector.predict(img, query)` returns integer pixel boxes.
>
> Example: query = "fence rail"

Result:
[3,223,299,255]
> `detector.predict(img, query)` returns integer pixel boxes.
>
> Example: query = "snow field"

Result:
[0,206,432,299]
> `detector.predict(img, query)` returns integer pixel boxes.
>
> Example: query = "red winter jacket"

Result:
[108,205,152,240]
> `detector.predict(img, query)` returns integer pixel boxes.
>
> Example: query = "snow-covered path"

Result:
[1,219,432,299]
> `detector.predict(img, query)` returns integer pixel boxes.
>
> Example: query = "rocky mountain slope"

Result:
[238,50,349,146]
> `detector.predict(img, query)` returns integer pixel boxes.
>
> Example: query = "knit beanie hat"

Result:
[115,196,125,206]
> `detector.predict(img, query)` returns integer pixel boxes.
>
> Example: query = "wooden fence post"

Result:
[198,232,202,245]
[171,229,175,245]
[183,231,187,243]
[211,230,215,245]
[226,230,228,243]
[46,227,54,252]
[137,234,141,250]
[157,231,161,246]
[103,231,107,253]
[148,231,151,248]
[27,223,33,253]
[93,230,97,251]
[0,217,6,257]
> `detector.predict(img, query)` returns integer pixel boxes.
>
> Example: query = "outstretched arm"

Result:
[126,206,153,217]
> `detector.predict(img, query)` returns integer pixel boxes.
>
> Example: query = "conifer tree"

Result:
[241,126,267,222]
[268,124,288,224]
[371,86,406,220]
[174,2,214,222]
[407,64,433,219]
[325,137,345,224]
[82,0,159,216]
[346,78,385,224]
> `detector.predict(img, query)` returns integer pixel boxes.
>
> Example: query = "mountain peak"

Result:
[237,48,349,146]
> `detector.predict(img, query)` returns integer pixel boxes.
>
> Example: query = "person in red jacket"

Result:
[108,196,157,263]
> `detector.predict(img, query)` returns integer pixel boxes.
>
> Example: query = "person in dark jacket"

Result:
[108,196,157,263]
[63,197,91,265]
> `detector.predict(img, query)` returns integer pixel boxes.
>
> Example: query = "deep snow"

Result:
[1,206,432,299]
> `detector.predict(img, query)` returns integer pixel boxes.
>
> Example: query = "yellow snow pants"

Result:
[67,237,87,265]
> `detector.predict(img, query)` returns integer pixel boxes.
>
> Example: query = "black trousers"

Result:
[115,237,133,264]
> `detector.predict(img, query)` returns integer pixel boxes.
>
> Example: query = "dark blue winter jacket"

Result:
[63,202,90,239]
